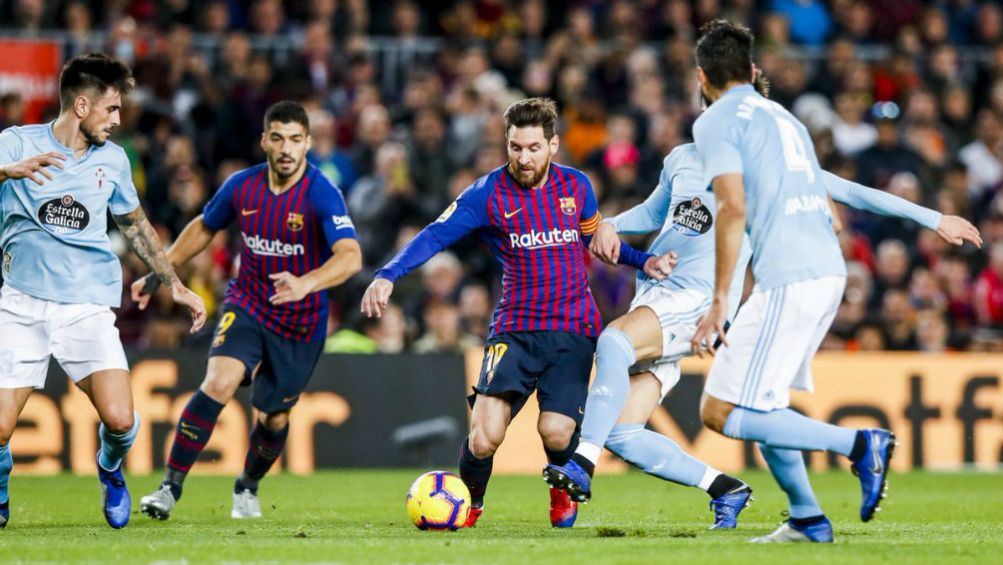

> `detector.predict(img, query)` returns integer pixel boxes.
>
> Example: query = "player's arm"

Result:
[131,174,240,307]
[822,170,982,247]
[691,115,745,356]
[0,129,65,186]
[362,191,486,318]
[270,238,363,306]
[269,178,363,305]
[591,164,673,264]
[579,174,675,279]
[113,206,207,332]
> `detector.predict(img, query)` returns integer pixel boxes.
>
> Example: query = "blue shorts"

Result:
[208,305,324,414]
[468,331,597,426]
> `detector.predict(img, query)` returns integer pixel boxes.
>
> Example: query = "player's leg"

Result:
[232,330,322,519]
[0,387,34,529]
[53,300,136,529]
[603,369,750,529]
[74,369,138,529]
[460,394,512,526]
[575,307,663,469]
[232,409,289,519]
[142,307,262,520]
[0,286,53,529]
[533,332,595,527]
[459,333,535,526]
[543,308,661,502]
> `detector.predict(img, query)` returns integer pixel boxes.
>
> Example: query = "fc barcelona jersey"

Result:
[202,163,357,341]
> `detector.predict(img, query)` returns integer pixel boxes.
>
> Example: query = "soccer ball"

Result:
[405,470,471,530]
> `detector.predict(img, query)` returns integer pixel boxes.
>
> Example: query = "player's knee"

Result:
[468,428,501,458]
[103,408,135,435]
[537,420,575,452]
[0,421,13,447]
[200,376,239,403]
[261,411,289,431]
[700,399,728,433]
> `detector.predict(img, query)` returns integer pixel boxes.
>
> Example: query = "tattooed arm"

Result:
[113,207,207,333]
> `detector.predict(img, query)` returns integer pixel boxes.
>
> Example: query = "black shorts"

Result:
[208,305,324,414]
[468,331,597,426]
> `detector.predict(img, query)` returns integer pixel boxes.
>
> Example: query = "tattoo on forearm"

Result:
[113,208,178,287]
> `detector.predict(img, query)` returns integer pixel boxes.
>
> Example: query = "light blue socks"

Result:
[606,424,714,488]
[98,411,140,471]
[576,328,636,463]
[758,443,823,518]
[723,407,855,456]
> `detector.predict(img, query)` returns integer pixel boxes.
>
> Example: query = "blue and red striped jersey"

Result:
[376,163,606,338]
[202,163,357,341]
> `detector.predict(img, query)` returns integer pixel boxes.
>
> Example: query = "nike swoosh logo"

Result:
[578,406,585,415]
[869,434,883,474]
[283,395,300,404]
[242,209,258,216]
[504,208,522,219]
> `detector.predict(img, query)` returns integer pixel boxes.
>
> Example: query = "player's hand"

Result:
[130,274,162,310]
[361,277,394,318]
[589,222,620,264]
[2,152,66,185]
[691,299,728,358]
[643,251,677,281]
[936,215,982,247]
[170,282,207,333]
[269,271,310,305]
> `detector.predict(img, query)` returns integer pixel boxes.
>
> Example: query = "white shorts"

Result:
[0,286,129,389]
[704,276,845,411]
[626,286,711,400]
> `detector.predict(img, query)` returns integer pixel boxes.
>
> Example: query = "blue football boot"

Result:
[542,459,592,503]
[97,453,131,529]
[751,516,834,543]
[850,429,896,522]
[709,484,753,529]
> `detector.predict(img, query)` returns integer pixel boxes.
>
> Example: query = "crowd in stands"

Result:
[2,0,1002,353]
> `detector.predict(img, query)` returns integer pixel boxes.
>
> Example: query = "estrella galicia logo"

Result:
[671,197,712,236]
[38,195,90,234]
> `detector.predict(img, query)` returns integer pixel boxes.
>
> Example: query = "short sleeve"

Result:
[577,173,602,235]
[0,128,22,168]
[693,111,744,182]
[310,173,358,247]
[108,151,140,215]
[202,173,239,231]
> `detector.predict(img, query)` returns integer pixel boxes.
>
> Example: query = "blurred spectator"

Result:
[308,109,358,193]
[349,142,423,265]
[974,243,1003,328]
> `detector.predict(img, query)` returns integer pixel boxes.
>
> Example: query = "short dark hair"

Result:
[263,100,310,132]
[59,53,135,110]
[503,97,559,139]
[695,19,754,90]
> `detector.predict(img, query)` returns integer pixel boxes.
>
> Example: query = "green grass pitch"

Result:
[3,470,1002,564]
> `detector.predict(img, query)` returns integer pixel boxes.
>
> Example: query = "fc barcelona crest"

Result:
[559,197,576,216]
[286,212,304,231]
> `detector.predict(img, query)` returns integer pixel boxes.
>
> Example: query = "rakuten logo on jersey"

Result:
[242,233,305,257]
[509,228,580,249]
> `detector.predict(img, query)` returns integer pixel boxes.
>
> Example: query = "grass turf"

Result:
[3,470,1002,564]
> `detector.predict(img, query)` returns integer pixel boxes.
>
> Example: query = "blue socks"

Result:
[606,424,711,488]
[0,443,11,504]
[577,328,636,464]
[98,411,140,471]
[723,407,856,456]
[758,443,823,519]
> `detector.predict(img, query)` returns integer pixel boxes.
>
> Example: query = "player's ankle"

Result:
[707,474,744,498]
[570,453,595,478]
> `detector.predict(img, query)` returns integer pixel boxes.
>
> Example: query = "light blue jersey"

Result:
[606,144,751,320]
[693,84,845,289]
[607,143,942,320]
[0,123,139,307]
